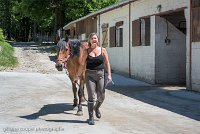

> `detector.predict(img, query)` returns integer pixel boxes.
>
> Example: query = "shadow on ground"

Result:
[44,119,87,124]
[19,103,73,120]
[11,42,57,62]
[107,85,200,121]
[11,42,57,54]
[19,103,87,123]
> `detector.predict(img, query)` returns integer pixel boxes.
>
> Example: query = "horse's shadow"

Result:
[19,103,87,123]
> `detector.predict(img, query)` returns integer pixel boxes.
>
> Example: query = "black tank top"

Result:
[86,48,104,70]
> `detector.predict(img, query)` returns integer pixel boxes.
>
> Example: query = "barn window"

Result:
[109,21,123,47]
[132,17,150,46]
[116,26,123,47]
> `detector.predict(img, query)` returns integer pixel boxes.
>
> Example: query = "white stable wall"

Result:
[192,42,200,92]
[130,0,188,83]
[97,0,189,84]
[99,4,130,75]
[155,16,186,84]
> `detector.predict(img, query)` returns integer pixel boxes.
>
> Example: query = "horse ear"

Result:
[65,35,69,42]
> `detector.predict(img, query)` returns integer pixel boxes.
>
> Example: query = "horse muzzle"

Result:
[55,63,64,71]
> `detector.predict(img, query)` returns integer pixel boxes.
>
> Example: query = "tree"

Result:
[13,0,54,41]
[0,0,119,42]
[0,0,12,40]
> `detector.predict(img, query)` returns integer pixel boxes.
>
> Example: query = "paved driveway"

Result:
[0,72,200,134]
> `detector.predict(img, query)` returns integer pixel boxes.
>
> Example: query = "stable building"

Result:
[63,0,200,92]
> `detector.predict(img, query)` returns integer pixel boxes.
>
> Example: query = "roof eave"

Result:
[63,0,137,30]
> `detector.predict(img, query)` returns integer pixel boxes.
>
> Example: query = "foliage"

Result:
[63,0,119,21]
[0,28,5,41]
[0,0,119,41]
[12,0,54,30]
[0,28,18,67]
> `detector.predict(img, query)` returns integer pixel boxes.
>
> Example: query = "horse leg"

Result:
[72,82,78,107]
[81,87,85,102]
[76,79,85,116]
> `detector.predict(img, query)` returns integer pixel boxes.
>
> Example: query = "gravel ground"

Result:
[0,42,61,74]
[0,42,200,134]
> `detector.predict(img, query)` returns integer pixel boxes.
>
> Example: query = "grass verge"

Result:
[0,29,18,68]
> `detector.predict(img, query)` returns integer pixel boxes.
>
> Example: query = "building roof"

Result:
[63,0,137,30]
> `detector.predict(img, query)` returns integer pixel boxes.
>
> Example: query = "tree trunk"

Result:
[53,8,58,43]
[5,0,11,40]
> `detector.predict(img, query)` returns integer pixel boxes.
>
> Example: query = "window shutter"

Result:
[192,0,200,8]
[145,18,150,46]
[110,26,116,47]
[192,7,200,42]
[70,27,75,38]
[119,28,123,47]
[132,19,141,46]
[102,29,108,48]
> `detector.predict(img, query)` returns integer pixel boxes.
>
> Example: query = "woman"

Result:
[86,33,112,125]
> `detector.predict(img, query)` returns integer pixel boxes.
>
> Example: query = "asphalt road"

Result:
[0,71,200,134]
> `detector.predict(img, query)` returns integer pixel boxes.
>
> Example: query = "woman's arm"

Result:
[102,48,112,82]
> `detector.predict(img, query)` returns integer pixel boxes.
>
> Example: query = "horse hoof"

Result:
[72,106,77,110]
[73,104,77,107]
[76,111,83,116]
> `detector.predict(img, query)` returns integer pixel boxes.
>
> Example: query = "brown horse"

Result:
[55,38,88,116]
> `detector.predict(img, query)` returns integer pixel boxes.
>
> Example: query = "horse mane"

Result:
[57,38,67,51]
[69,39,81,57]
[57,38,83,57]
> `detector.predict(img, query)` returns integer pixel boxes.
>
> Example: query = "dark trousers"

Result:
[85,69,105,102]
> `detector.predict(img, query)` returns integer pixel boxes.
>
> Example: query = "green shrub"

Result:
[0,28,4,41]
[0,28,18,67]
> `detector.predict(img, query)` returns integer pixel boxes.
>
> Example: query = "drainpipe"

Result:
[129,2,131,78]
[98,14,101,46]
[189,0,192,90]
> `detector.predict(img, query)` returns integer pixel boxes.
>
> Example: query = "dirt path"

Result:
[1,42,61,74]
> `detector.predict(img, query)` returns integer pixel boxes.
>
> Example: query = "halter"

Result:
[57,58,69,69]
[56,42,72,69]
[57,54,70,69]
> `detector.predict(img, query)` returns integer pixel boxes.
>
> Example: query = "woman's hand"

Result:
[107,75,112,83]
[105,74,114,87]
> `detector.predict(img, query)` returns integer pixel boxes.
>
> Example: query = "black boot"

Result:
[94,101,102,119]
[88,102,95,125]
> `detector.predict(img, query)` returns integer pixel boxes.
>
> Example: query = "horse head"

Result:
[55,39,70,71]
[55,39,86,71]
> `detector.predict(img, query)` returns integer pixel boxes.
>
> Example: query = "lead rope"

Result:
[63,68,91,103]
[63,68,114,104]
[73,80,91,103]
